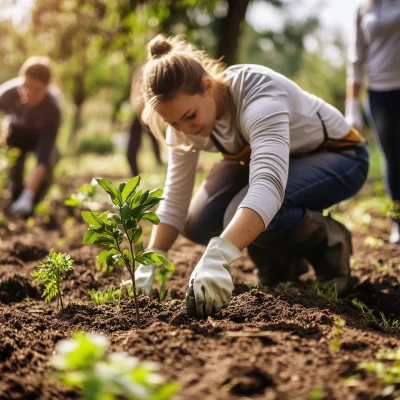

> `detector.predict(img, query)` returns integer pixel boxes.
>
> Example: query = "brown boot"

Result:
[288,210,354,295]
[247,244,309,287]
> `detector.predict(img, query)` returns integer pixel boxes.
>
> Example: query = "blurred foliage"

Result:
[78,135,115,155]
[0,0,353,159]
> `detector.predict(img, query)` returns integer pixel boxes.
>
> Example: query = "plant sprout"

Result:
[88,286,121,311]
[31,251,75,310]
[329,317,346,353]
[358,347,400,397]
[65,179,98,208]
[82,176,174,328]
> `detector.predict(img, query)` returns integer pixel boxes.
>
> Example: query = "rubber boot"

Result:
[288,210,354,295]
[247,243,309,287]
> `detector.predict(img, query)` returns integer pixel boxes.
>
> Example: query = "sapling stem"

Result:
[82,177,174,331]
[116,237,141,328]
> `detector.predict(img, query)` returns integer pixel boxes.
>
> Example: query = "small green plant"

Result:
[358,348,400,398]
[364,236,384,249]
[352,298,375,322]
[31,251,75,310]
[305,280,338,300]
[375,259,392,273]
[51,331,178,400]
[65,179,98,208]
[379,312,400,330]
[88,286,121,311]
[389,201,400,220]
[329,317,346,353]
[308,388,325,400]
[0,146,19,189]
[82,176,174,328]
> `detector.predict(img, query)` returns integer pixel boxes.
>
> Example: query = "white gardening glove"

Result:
[9,188,34,217]
[122,249,167,295]
[345,98,364,132]
[186,237,242,319]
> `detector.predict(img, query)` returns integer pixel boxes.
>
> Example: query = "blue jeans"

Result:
[184,146,369,246]
[367,89,400,201]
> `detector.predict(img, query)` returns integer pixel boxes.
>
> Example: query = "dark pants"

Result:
[9,148,60,204]
[367,89,400,202]
[183,146,369,247]
[127,117,162,176]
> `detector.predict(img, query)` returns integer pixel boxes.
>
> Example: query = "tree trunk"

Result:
[216,0,250,66]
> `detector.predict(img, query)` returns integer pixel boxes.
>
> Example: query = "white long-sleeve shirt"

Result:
[347,0,400,91]
[156,64,351,232]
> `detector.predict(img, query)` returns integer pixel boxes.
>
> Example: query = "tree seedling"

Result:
[31,251,75,310]
[51,331,178,400]
[82,176,174,328]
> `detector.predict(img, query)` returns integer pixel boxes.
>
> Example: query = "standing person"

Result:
[0,56,62,217]
[133,34,369,318]
[127,66,162,177]
[345,0,400,244]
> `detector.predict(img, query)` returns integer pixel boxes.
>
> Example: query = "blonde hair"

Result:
[141,34,230,148]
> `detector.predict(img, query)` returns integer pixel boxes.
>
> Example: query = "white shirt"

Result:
[156,64,351,232]
[347,0,400,91]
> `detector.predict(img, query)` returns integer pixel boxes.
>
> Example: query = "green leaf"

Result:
[121,175,141,202]
[157,254,175,271]
[120,203,134,220]
[81,211,102,228]
[135,255,153,266]
[140,190,150,204]
[96,178,121,205]
[134,241,144,259]
[97,249,118,264]
[130,189,142,208]
[117,182,126,193]
[83,229,99,244]
[124,219,137,231]
[149,188,163,198]
[141,212,160,225]
[64,198,81,207]
[106,253,123,267]
[127,226,142,244]
[142,251,174,271]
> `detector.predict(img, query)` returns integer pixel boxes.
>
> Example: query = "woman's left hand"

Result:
[186,237,242,318]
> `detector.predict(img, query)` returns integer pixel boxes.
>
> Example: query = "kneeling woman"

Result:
[136,34,369,318]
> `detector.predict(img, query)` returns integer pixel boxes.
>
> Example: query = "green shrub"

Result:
[78,135,114,155]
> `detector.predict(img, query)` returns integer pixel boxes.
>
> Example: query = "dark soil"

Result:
[0,178,399,400]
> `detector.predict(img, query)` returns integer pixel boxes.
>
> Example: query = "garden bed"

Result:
[0,180,399,400]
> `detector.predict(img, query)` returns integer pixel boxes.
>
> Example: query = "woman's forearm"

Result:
[221,207,264,251]
[148,222,179,252]
[346,83,362,100]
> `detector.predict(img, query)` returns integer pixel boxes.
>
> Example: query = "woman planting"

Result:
[134,34,369,318]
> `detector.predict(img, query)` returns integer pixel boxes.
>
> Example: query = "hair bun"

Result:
[149,35,172,59]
